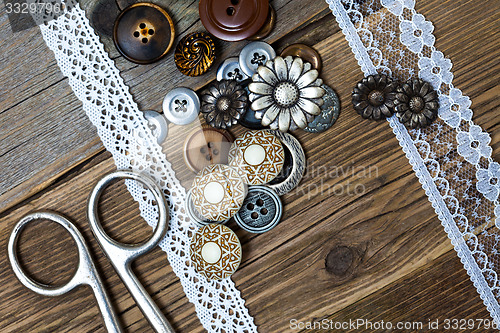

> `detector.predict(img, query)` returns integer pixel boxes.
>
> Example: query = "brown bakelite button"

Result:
[113,3,175,64]
[247,4,276,41]
[281,44,322,72]
[199,0,269,42]
[183,127,234,173]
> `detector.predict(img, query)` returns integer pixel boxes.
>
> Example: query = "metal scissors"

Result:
[8,170,175,333]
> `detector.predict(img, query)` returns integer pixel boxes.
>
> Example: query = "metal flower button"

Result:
[394,78,439,128]
[352,74,398,120]
[228,130,285,185]
[189,224,242,280]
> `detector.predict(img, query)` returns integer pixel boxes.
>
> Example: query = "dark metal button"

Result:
[183,127,234,173]
[217,57,250,82]
[234,186,282,233]
[113,3,175,64]
[280,44,322,72]
[175,32,216,77]
[265,130,306,195]
[239,41,276,76]
[304,84,340,133]
[163,87,200,125]
[199,0,270,42]
[239,80,268,129]
[247,4,276,41]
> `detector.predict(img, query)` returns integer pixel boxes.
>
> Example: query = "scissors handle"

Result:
[7,211,123,333]
[88,170,174,333]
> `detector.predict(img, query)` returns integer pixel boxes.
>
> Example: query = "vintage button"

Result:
[239,80,267,130]
[162,87,200,125]
[185,189,228,227]
[175,32,216,77]
[266,130,306,195]
[234,186,282,233]
[134,110,169,145]
[113,3,175,64]
[199,0,269,42]
[183,127,234,173]
[190,224,242,280]
[217,57,250,82]
[239,41,276,77]
[304,85,340,133]
[280,44,322,72]
[228,130,284,185]
[247,4,276,41]
[191,164,246,221]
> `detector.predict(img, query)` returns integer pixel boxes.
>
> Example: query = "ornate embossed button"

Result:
[199,0,270,42]
[191,164,246,221]
[113,3,175,64]
[228,130,285,185]
[174,32,216,77]
[183,127,234,173]
[239,41,276,76]
[185,190,228,227]
[162,87,200,125]
[304,84,340,133]
[266,130,306,196]
[200,79,249,129]
[234,186,282,233]
[190,224,242,280]
[247,4,276,41]
[134,110,169,145]
[280,44,322,72]
[217,57,250,82]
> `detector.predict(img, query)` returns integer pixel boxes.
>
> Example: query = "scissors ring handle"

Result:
[8,211,93,296]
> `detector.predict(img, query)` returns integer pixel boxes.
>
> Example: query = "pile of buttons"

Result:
[109,0,343,281]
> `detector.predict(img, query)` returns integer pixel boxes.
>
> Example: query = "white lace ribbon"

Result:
[38,6,257,333]
[327,0,500,323]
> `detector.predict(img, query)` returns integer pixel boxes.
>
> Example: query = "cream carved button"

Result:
[190,224,242,281]
[228,130,285,185]
[191,164,246,221]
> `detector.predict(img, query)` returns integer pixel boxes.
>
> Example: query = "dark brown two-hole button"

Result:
[113,3,175,64]
[199,0,270,42]
[183,127,234,173]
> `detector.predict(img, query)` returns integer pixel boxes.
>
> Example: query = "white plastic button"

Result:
[217,57,250,82]
[134,110,169,145]
[162,87,200,125]
[239,41,276,77]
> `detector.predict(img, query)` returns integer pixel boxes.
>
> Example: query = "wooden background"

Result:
[0,0,499,332]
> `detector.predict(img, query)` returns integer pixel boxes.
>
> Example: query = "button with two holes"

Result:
[113,3,175,64]
[234,185,282,233]
[183,126,234,173]
[163,87,200,125]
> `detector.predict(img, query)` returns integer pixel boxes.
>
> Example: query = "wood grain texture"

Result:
[0,0,498,332]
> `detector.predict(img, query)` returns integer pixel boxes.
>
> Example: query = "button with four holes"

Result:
[234,185,282,233]
[183,126,234,173]
[113,3,175,64]
[217,57,250,82]
[238,41,276,76]
[163,87,200,125]
[134,110,169,145]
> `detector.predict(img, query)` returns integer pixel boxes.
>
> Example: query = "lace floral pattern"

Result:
[328,0,500,323]
[37,4,257,333]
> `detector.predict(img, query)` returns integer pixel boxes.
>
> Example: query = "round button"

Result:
[162,87,200,125]
[199,0,269,42]
[265,130,306,195]
[217,57,250,82]
[183,127,234,173]
[280,44,322,72]
[113,3,175,64]
[175,32,216,77]
[189,224,242,280]
[239,41,276,76]
[304,84,340,133]
[185,189,228,227]
[247,4,276,41]
[191,164,246,221]
[228,130,284,185]
[134,110,169,145]
[234,186,282,233]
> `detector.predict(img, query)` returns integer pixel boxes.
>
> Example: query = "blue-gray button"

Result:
[239,41,276,77]
[304,84,340,133]
[234,186,282,233]
[134,110,169,145]
[163,87,200,125]
[217,57,249,82]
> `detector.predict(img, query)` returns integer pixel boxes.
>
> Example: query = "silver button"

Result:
[216,57,249,82]
[304,84,340,133]
[239,41,276,77]
[265,130,306,196]
[162,87,200,125]
[234,186,282,233]
[134,110,169,145]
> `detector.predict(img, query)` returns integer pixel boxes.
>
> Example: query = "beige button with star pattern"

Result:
[190,224,242,281]
[228,130,285,185]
